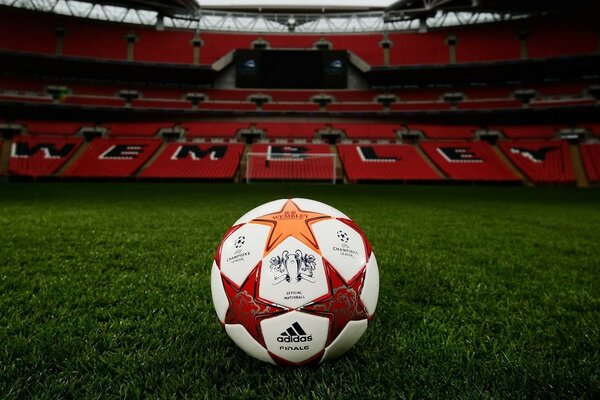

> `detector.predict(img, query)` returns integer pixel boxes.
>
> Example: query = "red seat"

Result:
[338,144,441,182]
[420,141,518,181]
[246,143,334,181]
[499,140,575,184]
[140,143,244,179]
[64,138,161,178]
[9,135,83,176]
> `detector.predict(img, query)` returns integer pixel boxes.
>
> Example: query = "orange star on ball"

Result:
[249,200,331,254]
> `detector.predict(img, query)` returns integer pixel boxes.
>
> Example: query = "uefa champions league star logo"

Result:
[337,230,349,243]
[234,236,246,249]
[269,250,317,285]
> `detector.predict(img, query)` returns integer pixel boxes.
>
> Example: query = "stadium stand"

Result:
[246,143,334,181]
[419,141,519,182]
[1,7,598,67]
[499,140,575,184]
[9,135,83,176]
[579,144,600,183]
[139,142,244,180]
[338,144,441,182]
[0,3,598,186]
[63,138,161,178]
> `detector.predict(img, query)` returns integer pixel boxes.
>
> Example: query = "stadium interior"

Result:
[1,0,599,185]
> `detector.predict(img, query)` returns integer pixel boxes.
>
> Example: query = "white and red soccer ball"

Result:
[210,198,379,366]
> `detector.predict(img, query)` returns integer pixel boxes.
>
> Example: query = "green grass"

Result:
[1,183,599,399]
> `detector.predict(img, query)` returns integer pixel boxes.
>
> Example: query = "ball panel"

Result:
[311,218,368,283]
[259,236,329,309]
[233,199,287,225]
[321,319,368,363]
[291,198,349,219]
[225,324,276,365]
[360,252,380,316]
[260,310,329,364]
[219,223,271,287]
[210,261,229,323]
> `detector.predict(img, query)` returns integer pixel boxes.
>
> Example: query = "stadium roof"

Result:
[3,0,599,32]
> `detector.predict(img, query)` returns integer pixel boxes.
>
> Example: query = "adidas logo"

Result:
[277,322,313,343]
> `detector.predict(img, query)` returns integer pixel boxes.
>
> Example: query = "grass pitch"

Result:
[1,183,599,399]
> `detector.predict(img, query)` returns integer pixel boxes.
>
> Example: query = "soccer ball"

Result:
[210,198,379,366]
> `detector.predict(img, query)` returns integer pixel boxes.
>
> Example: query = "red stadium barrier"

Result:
[62,96,126,108]
[457,99,522,110]
[262,103,321,112]
[388,31,449,65]
[255,122,323,138]
[64,138,161,178]
[527,19,598,59]
[327,103,385,112]
[390,102,451,111]
[455,23,521,63]
[140,142,244,179]
[9,135,82,176]
[106,122,174,137]
[409,125,476,139]
[334,123,398,140]
[420,141,519,181]
[499,140,575,184]
[338,144,441,182]
[493,125,561,139]
[20,121,90,136]
[134,29,196,64]
[183,122,250,138]
[0,8,56,54]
